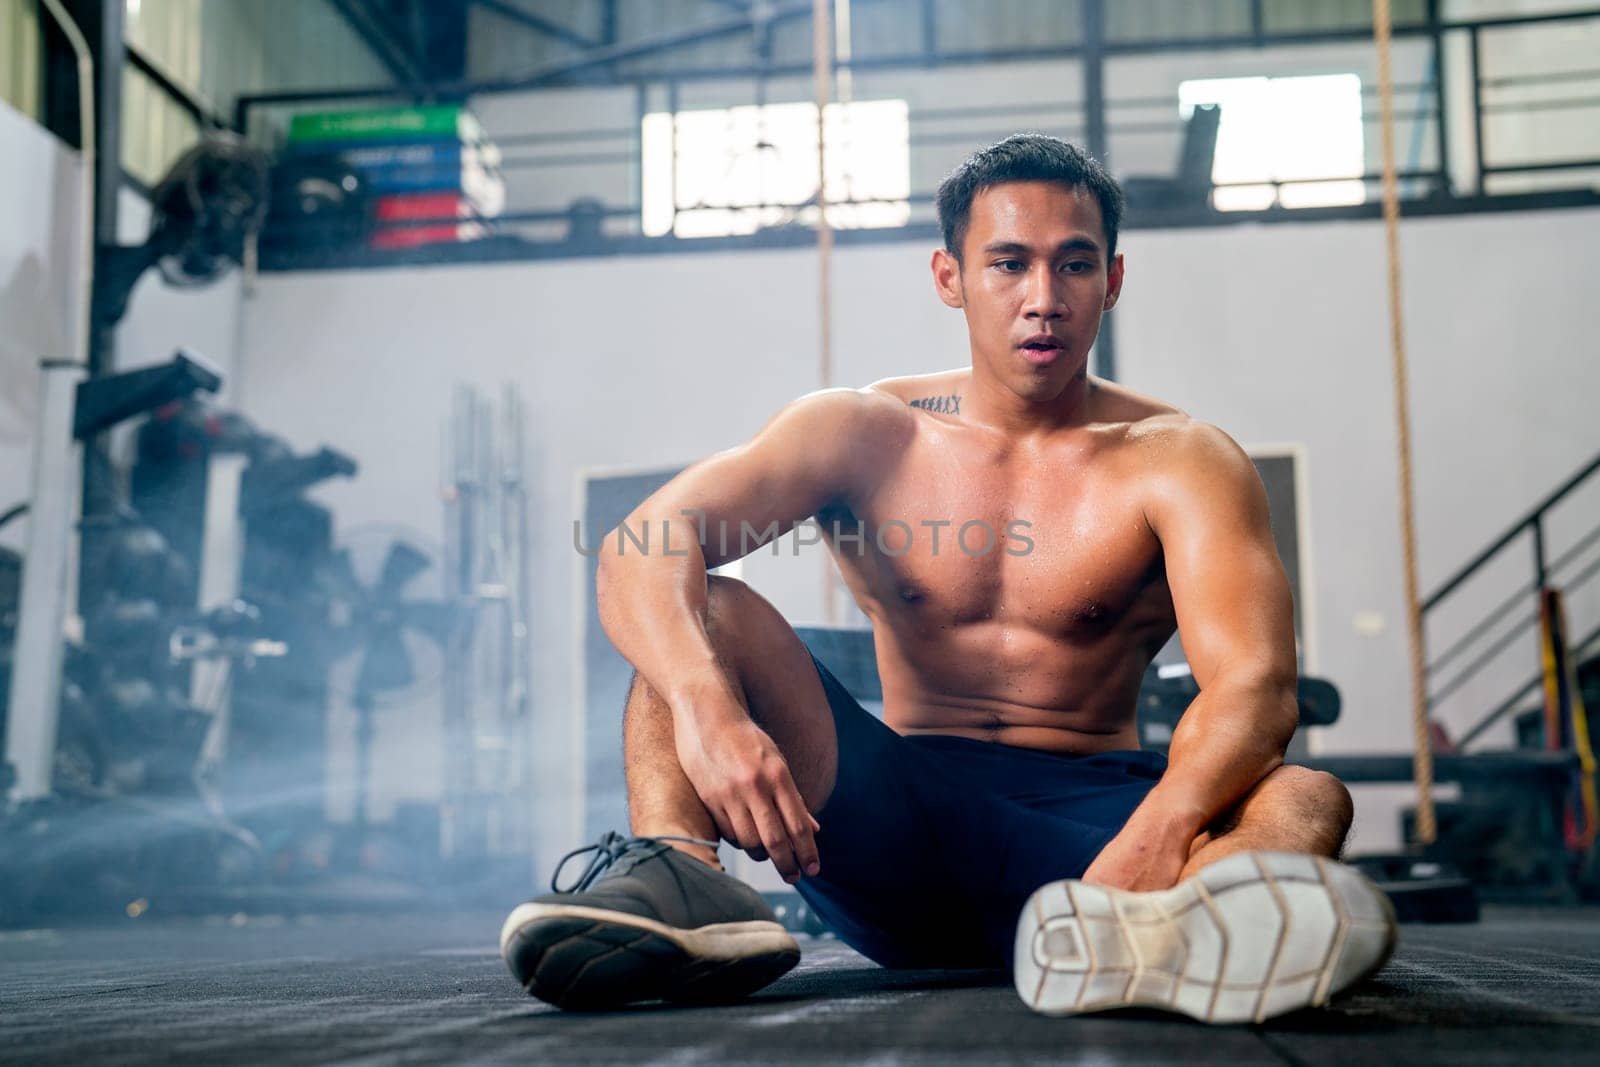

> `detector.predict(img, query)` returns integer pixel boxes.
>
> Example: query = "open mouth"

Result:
[1019,336,1065,363]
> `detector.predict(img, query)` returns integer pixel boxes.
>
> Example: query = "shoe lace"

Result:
[549,831,720,894]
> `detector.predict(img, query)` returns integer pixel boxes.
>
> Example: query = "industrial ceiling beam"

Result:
[483,0,853,86]
[329,0,427,91]
[472,0,600,50]
[237,0,897,111]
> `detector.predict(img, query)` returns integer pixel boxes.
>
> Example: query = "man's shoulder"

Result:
[864,368,969,413]
[772,384,916,458]
[1117,407,1258,501]
[1089,381,1228,455]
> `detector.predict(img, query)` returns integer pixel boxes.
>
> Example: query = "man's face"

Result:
[932,181,1124,402]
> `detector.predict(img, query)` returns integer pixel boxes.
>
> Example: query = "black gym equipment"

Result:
[72,349,222,442]
[1122,103,1222,215]
[0,343,319,923]
[258,155,375,257]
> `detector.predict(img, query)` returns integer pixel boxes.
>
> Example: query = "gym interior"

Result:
[2,0,1599,1062]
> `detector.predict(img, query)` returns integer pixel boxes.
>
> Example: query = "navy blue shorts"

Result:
[794,652,1167,969]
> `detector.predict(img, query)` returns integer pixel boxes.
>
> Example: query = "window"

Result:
[641,99,910,239]
[1178,74,1365,211]
[2,0,42,120]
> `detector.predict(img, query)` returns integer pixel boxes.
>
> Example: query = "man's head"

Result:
[931,135,1126,405]
[936,134,1124,266]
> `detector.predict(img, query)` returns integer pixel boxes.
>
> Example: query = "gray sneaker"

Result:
[500,832,801,1009]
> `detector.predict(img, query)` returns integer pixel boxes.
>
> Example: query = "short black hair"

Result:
[935,134,1124,265]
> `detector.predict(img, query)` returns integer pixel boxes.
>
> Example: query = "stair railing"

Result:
[1422,450,1600,749]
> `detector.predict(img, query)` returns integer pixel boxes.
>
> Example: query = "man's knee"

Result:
[705,573,753,616]
[704,574,789,658]
[1263,765,1353,848]
[704,573,762,636]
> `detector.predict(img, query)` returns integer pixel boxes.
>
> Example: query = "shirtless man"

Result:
[500,135,1396,1023]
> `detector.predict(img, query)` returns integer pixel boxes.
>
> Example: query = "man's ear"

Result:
[1103,252,1125,312]
[931,247,964,309]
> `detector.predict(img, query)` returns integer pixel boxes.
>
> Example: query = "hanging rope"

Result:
[813,0,839,624]
[1373,0,1436,845]
[812,0,834,394]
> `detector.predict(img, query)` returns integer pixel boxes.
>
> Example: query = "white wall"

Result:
[234,201,1600,859]
[0,99,90,555]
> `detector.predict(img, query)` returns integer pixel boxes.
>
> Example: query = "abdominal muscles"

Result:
[871,613,1166,754]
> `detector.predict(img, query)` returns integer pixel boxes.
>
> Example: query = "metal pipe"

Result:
[1427,0,1452,196]
[1470,26,1486,193]
[1083,0,1116,382]
[1533,515,1549,589]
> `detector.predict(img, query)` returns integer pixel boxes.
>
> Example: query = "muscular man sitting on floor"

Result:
[500,134,1396,1024]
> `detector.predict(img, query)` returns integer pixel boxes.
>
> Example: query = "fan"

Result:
[323,525,461,830]
[260,156,373,256]
[98,132,270,324]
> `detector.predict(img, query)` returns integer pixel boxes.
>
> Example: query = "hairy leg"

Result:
[622,575,838,869]
[622,670,723,867]
[1178,765,1354,880]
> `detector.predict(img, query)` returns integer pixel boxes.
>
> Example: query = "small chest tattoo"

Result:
[909,394,962,416]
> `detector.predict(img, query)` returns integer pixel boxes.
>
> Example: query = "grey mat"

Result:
[3,908,1598,1065]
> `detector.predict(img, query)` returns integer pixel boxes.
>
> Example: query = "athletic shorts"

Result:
[794,651,1167,970]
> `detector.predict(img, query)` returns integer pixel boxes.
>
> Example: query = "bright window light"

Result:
[641,99,910,238]
[1178,74,1366,211]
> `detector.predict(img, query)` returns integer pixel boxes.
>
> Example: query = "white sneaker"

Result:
[1014,851,1397,1024]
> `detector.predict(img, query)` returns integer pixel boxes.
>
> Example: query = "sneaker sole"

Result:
[500,902,800,1010]
[1014,851,1398,1024]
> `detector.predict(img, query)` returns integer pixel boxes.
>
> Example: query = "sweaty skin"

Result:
[825,370,1181,755]
[598,181,1299,891]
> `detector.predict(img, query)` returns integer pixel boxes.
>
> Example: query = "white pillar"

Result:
[5,358,87,800]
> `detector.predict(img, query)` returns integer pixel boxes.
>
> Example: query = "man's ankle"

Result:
[668,839,724,870]
[638,830,723,871]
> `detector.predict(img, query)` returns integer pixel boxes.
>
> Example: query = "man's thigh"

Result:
[702,575,839,810]
[792,661,1143,968]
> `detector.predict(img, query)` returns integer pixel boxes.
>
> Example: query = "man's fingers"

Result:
[725,805,763,856]
[750,801,800,883]
[708,806,739,847]
[773,776,821,877]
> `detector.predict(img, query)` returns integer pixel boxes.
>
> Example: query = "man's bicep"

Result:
[620,390,878,568]
[1150,428,1297,689]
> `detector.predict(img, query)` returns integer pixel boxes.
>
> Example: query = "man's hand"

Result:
[1080,805,1198,892]
[674,708,821,885]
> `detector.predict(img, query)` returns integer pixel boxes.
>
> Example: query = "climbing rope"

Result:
[814,0,841,624]
[1374,0,1437,844]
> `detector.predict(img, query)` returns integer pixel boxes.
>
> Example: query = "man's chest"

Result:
[828,437,1173,636]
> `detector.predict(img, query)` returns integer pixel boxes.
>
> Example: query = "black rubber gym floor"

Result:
[3,908,1597,1065]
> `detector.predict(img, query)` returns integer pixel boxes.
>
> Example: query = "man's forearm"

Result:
[1134,674,1298,839]
[595,522,741,722]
